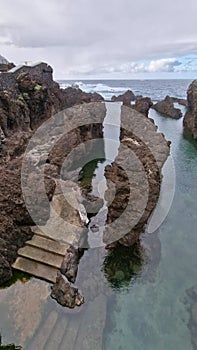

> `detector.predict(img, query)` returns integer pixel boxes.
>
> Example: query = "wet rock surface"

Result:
[51,273,84,308]
[184,80,197,140]
[152,95,182,119]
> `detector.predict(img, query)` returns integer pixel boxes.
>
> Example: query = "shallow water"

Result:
[104,109,197,350]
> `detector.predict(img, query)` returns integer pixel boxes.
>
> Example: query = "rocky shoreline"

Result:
[0,62,104,287]
[183,80,197,140]
[0,58,196,310]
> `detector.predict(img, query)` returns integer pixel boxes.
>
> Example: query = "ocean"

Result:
[58,79,191,101]
[1,79,197,350]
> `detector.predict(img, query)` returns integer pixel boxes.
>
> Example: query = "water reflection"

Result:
[102,243,143,290]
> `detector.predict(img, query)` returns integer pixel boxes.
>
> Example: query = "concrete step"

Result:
[74,295,107,350]
[59,316,81,350]
[18,245,63,269]
[28,311,58,350]
[44,316,69,350]
[31,226,56,240]
[26,234,69,256]
[12,257,58,283]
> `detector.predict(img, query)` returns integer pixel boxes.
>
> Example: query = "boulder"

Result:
[62,87,104,108]
[111,90,136,103]
[124,96,153,117]
[183,80,197,140]
[153,95,182,119]
[51,273,84,308]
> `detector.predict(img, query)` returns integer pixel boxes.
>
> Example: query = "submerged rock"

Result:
[186,284,197,349]
[183,80,197,140]
[51,273,84,308]
[0,334,22,349]
[152,95,182,119]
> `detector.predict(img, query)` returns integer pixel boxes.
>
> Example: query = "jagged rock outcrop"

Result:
[62,87,104,107]
[0,54,15,72]
[111,90,136,103]
[104,105,170,248]
[61,246,83,283]
[51,273,84,308]
[183,80,197,140]
[123,96,153,117]
[171,97,188,107]
[0,62,105,286]
[0,63,104,138]
[152,95,182,119]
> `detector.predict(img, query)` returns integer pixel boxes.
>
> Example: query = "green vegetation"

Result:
[102,243,143,289]
[79,158,105,190]
[17,94,24,102]
[34,84,42,91]
[22,92,29,98]
[0,271,31,289]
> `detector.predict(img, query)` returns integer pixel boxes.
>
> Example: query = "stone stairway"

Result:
[27,294,107,350]
[12,232,69,283]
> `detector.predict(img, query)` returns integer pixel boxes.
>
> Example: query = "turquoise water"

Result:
[104,109,197,350]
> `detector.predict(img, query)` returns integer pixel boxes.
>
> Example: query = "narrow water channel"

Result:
[87,102,121,248]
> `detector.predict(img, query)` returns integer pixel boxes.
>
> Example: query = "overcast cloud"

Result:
[0,0,197,78]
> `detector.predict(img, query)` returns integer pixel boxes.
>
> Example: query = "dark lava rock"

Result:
[61,246,81,283]
[62,87,104,108]
[124,96,153,117]
[104,105,170,248]
[51,272,84,308]
[0,254,12,284]
[111,90,136,103]
[183,80,197,140]
[171,97,188,107]
[0,62,105,285]
[153,95,182,119]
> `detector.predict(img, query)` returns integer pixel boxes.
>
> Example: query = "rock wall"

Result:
[0,64,105,285]
[152,95,182,119]
[104,105,170,248]
[183,80,197,140]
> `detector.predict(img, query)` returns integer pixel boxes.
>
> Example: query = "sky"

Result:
[0,0,197,80]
